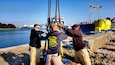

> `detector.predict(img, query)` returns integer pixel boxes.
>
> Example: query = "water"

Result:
[0,28,32,48]
[0,25,93,48]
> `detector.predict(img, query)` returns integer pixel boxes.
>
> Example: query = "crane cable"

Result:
[55,0,64,56]
[43,0,51,62]
[44,0,64,58]
[44,0,51,50]
[55,0,63,32]
[47,0,51,31]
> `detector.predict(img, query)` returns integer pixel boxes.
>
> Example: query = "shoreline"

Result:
[0,28,16,30]
[0,37,69,51]
[0,44,29,51]
[0,42,46,51]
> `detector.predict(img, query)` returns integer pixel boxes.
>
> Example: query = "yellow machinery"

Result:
[94,19,111,33]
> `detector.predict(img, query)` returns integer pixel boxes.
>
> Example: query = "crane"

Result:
[89,0,102,23]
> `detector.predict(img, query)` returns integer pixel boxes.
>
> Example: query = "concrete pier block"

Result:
[84,32,112,53]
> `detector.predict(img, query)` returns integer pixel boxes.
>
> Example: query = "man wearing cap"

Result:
[59,24,91,65]
[29,24,47,65]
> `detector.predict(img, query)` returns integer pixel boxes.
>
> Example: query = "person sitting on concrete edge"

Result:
[45,24,67,65]
[29,24,47,65]
[59,24,91,65]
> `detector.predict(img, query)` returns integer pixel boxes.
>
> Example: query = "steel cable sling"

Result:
[43,0,65,63]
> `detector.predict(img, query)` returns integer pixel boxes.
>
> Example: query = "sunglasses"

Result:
[35,26,40,29]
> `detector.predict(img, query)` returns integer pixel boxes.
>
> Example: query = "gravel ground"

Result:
[0,39,115,65]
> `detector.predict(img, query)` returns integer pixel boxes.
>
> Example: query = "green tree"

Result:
[0,22,16,28]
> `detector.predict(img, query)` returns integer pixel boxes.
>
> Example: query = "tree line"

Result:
[0,22,16,28]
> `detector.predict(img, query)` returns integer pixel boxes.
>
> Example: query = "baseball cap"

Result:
[71,24,79,28]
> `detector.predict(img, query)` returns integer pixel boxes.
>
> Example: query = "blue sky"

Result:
[0,0,115,26]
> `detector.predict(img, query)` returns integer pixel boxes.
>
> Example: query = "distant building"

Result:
[22,24,34,28]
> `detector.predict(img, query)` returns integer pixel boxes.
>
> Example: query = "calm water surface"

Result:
[0,28,32,48]
[0,26,91,48]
